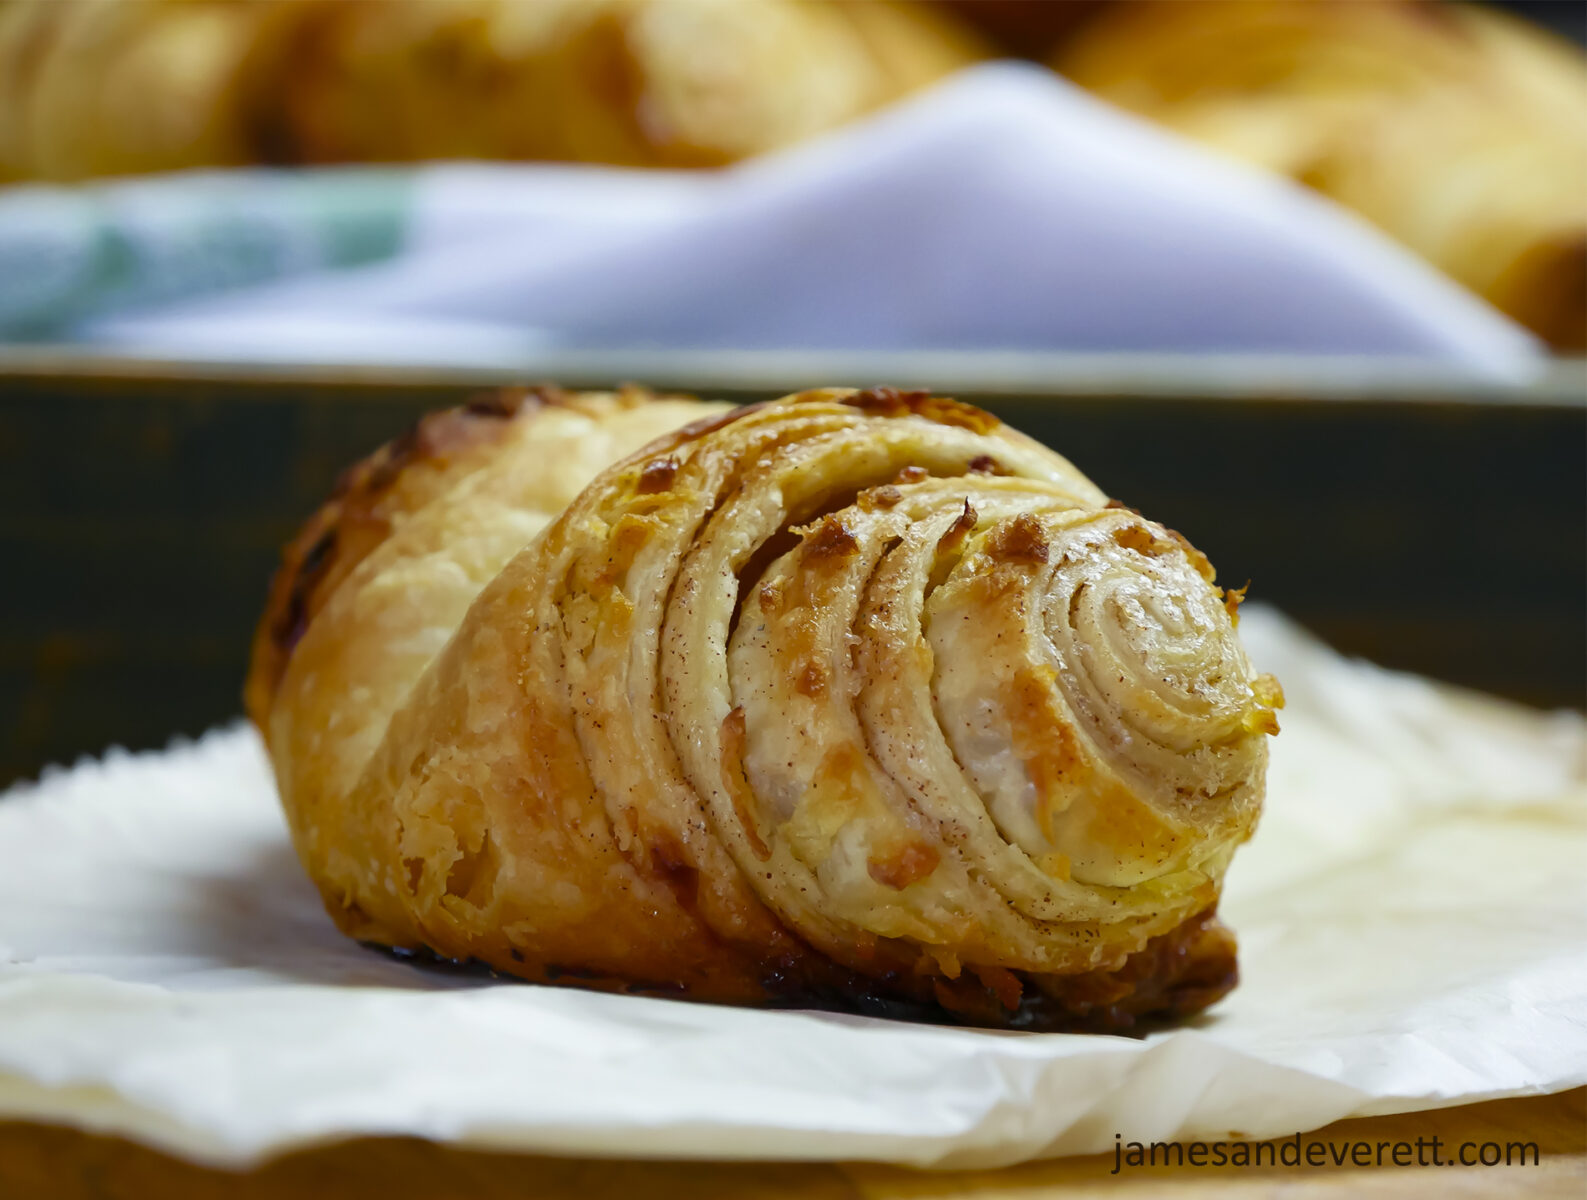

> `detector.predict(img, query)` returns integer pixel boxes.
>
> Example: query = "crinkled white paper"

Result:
[0,608,1583,1169]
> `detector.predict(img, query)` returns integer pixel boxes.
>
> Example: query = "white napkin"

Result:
[70,65,1538,376]
[0,607,1582,1169]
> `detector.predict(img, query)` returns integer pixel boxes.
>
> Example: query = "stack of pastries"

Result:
[247,386,1281,1029]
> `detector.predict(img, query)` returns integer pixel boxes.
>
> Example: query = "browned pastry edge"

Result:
[1030,908,1238,1032]
[375,906,1236,1034]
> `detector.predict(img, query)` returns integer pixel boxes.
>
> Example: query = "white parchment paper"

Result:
[0,608,1582,1169]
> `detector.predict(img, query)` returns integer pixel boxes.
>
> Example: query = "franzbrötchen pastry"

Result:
[248,386,1281,1030]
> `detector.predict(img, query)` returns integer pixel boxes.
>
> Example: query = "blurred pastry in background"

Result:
[262,0,985,167]
[0,0,275,181]
[1054,0,1587,349]
[0,0,987,181]
[3,0,1581,349]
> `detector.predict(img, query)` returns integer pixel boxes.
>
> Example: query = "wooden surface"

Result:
[1,1088,1581,1199]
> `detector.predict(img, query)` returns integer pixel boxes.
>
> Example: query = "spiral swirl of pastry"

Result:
[250,386,1278,1029]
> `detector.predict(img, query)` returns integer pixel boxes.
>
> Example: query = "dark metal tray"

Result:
[1,351,1582,786]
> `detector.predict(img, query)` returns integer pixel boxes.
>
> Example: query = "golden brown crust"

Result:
[252,385,1274,1031]
[840,385,1004,434]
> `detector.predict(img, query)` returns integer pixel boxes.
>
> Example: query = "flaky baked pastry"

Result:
[1054,0,1587,349]
[262,0,984,169]
[247,386,1279,1030]
[0,0,985,181]
[0,0,275,182]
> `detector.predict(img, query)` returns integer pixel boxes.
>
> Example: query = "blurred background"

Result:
[0,0,1583,784]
